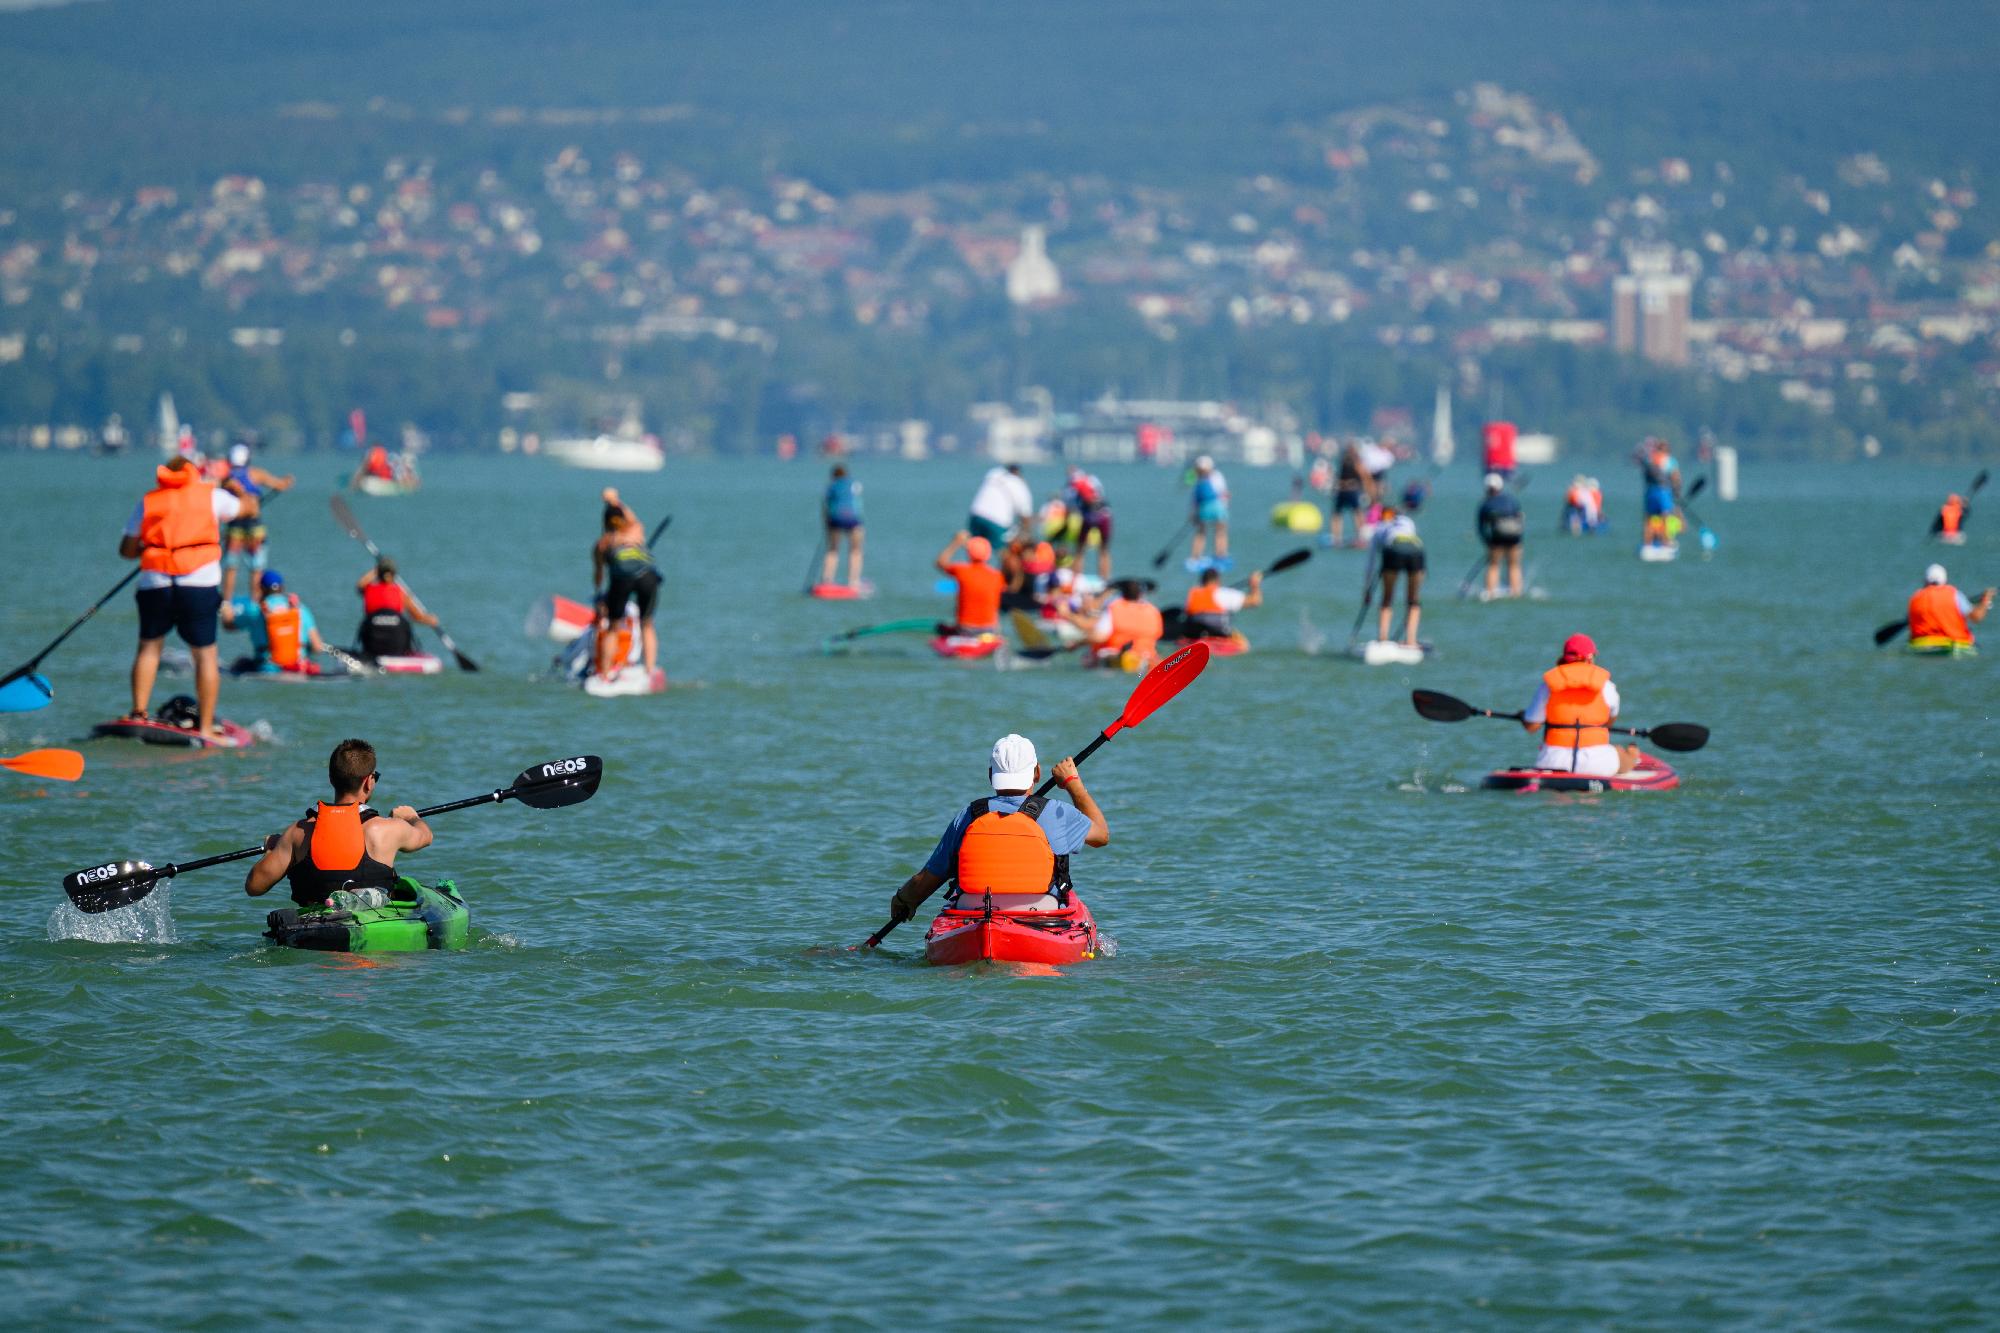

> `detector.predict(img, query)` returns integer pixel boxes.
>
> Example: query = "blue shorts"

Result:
[826,515,862,532]
[136,584,223,649]
[1197,501,1229,524]
[1334,489,1363,513]
[1644,484,1674,517]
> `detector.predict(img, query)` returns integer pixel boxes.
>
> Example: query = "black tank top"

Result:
[286,803,398,907]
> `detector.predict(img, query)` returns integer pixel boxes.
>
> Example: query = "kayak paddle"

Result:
[3,748,85,782]
[1149,518,1195,569]
[822,617,937,654]
[1932,470,1988,538]
[329,496,480,672]
[863,640,1213,949]
[60,754,602,915]
[1410,689,1709,751]
[1233,547,1311,588]
[0,567,141,711]
[648,513,673,549]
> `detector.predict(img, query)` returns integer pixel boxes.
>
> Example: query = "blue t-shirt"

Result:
[227,593,317,655]
[825,477,862,524]
[922,793,1092,881]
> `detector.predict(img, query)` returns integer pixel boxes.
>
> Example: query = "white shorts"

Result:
[1534,744,1620,776]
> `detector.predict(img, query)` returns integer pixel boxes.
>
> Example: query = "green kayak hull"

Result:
[264,876,468,953]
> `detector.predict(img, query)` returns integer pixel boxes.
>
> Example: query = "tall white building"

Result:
[1006,225,1062,306]
[1612,247,1691,366]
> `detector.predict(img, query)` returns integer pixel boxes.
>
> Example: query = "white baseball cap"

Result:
[228,443,250,466]
[989,733,1037,790]
[1195,455,1214,470]
[1925,563,1948,585]
[1484,472,1504,491]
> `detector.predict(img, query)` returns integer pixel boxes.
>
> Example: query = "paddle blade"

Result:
[512,755,603,809]
[1266,548,1313,576]
[1645,722,1710,753]
[1872,618,1908,647]
[1411,689,1476,723]
[1972,470,1990,495]
[0,673,54,713]
[62,860,163,914]
[446,641,481,673]
[2,748,84,782]
[1112,640,1210,733]
[328,494,366,542]
[1685,476,1707,501]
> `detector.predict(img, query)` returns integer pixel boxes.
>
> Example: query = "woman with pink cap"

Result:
[1520,634,1640,776]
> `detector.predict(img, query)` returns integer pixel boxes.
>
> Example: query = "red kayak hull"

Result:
[931,634,1003,660]
[923,896,1098,966]
[1482,754,1679,793]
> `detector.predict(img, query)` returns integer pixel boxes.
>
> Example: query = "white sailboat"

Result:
[1430,382,1455,468]
[544,402,665,473]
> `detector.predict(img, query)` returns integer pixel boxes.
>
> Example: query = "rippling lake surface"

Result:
[1,451,1994,1327]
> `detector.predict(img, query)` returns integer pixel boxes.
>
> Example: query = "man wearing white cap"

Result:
[886,733,1109,926]
[1907,564,1994,649]
[1189,455,1231,568]
[218,439,294,602]
[1475,472,1526,599]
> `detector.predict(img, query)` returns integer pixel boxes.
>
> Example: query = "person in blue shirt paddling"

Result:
[221,570,331,674]
[886,733,1109,925]
[1636,438,1682,548]
[820,464,864,589]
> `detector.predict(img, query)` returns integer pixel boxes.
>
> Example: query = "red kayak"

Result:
[807,582,874,600]
[924,895,1098,966]
[931,633,1003,660]
[1482,753,1679,793]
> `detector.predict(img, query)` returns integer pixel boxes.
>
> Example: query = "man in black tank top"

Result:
[244,739,434,907]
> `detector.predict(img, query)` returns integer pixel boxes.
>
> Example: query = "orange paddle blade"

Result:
[1113,640,1211,734]
[1,748,84,782]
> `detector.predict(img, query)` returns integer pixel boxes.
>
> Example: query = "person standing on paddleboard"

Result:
[118,454,259,741]
[820,465,865,590]
[885,734,1108,928]
[218,439,294,604]
[1370,501,1425,648]
[593,489,662,681]
[1476,473,1526,599]
[1908,564,1993,649]
[1636,437,1682,548]
[1064,466,1114,580]
[1521,634,1640,776]
[966,463,1035,547]
[1327,440,1376,548]
[1189,455,1231,566]
[354,557,440,661]
[244,739,432,908]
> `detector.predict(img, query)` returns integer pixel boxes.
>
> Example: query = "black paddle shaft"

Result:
[1,567,140,687]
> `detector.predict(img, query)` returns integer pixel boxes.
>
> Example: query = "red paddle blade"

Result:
[1113,640,1211,734]
[1,748,84,782]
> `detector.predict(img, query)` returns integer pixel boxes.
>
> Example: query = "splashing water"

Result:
[47,885,179,944]
[1296,606,1326,656]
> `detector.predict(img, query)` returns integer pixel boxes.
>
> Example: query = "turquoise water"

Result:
[2,453,1995,1327]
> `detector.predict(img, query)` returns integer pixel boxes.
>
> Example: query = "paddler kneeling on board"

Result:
[1180,567,1261,646]
[936,532,1006,638]
[886,734,1107,928]
[354,557,439,661]
[1908,563,1993,649]
[1074,578,1165,671]
[1521,634,1640,777]
[222,569,332,674]
[244,739,431,909]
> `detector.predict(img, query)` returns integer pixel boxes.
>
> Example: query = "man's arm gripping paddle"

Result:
[1409,689,1709,751]
[329,495,480,671]
[862,641,1213,950]
[60,756,602,914]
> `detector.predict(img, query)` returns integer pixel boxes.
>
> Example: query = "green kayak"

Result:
[264,876,468,953]
[1907,636,1978,657]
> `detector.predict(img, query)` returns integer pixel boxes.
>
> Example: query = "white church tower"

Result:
[1006,225,1061,306]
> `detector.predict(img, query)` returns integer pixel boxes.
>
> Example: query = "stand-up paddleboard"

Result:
[1482,754,1679,793]
[1183,555,1235,575]
[1349,640,1432,666]
[1638,542,1679,563]
[227,657,351,682]
[807,582,875,601]
[583,665,667,697]
[90,697,258,749]
[359,653,445,675]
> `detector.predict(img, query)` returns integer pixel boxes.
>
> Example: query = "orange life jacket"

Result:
[285,801,396,907]
[1939,499,1965,536]
[1186,585,1225,616]
[138,466,222,577]
[264,595,302,669]
[955,800,1059,897]
[1542,661,1613,749]
[1908,584,1973,644]
[1024,541,1057,575]
[950,562,1005,630]
[362,580,406,615]
[1104,598,1164,657]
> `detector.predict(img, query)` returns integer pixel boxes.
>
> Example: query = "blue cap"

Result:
[258,569,283,590]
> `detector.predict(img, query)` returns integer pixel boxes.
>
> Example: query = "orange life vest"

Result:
[362,580,406,615]
[1939,499,1965,536]
[950,562,1004,630]
[285,801,396,907]
[138,466,222,577]
[1186,585,1225,616]
[1104,598,1164,657]
[1908,584,1973,644]
[264,595,303,669]
[1542,661,1613,749]
[1024,541,1057,576]
[955,801,1058,896]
